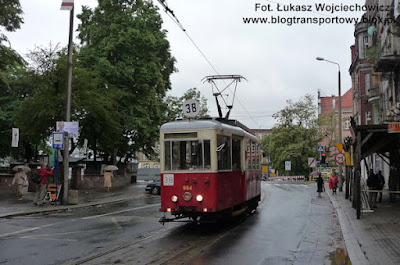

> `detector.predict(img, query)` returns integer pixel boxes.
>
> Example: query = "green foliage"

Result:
[366,45,380,65]
[317,111,337,161]
[262,94,320,175]
[0,0,25,158]
[0,0,23,31]
[77,0,176,161]
[0,0,24,71]
[165,88,210,121]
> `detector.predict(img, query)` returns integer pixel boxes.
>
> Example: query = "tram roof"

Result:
[160,119,259,142]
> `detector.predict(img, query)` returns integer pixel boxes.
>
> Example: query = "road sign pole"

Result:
[63,6,74,205]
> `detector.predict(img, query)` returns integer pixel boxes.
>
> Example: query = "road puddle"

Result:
[329,248,351,265]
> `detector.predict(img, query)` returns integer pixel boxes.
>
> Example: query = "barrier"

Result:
[272,176,305,182]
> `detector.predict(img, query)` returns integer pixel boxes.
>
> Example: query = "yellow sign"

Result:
[262,166,269,173]
[335,143,343,152]
[345,152,351,166]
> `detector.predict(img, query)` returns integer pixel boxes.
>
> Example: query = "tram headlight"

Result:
[171,195,178,203]
[196,194,203,202]
[183,192,192,201]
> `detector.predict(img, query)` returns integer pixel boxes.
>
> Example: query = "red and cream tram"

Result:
[159,118,262,223]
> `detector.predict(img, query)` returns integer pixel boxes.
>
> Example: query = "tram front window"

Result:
[164,140,211,171]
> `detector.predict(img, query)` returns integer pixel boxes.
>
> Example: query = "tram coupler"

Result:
[159,215,175,225]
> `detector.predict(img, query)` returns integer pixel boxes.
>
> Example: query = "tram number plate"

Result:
[163,174,174,186]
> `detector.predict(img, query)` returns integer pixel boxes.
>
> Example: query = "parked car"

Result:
[145,182,161,195]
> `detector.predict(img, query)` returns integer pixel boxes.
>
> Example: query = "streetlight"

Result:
[316,57,343,190]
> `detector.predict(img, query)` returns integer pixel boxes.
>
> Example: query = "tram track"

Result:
[62,186,267,264]
[62,211,259,265]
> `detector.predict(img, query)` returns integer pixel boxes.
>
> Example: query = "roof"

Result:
[319,88,353,115]
[160,119,259,142]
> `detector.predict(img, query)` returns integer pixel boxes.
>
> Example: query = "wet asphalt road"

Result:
[186,183,347,265]
[0,182,348,265]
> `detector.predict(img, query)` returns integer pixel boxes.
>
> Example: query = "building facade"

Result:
[318,89,353,162]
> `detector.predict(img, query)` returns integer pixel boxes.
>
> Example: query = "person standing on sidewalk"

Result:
[12,168,28,200]
[367,169,379,208]
[389,166,398,202]
[316,173,324,197]
[328,173,339,194]
[376,170,385,203]
[33,164,54,206]
[104,170,113,192]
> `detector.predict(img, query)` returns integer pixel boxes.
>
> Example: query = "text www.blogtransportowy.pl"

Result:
[243,16,358,26]
[242,16,395,26]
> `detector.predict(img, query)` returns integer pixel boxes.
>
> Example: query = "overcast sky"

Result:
[7,0,365,129]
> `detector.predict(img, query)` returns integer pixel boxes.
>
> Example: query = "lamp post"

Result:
[316,57,343,190]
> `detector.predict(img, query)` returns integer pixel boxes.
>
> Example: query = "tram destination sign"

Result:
[388,123,400,133]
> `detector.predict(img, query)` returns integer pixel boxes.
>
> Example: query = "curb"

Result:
[0,194,146,219]
[325,185,369,265]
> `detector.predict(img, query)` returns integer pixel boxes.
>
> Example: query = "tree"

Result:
[262,94,321,175]
[12,44,122,162]
[0,0,24,72]
[165,88,210,121]
[317,111,338,162]
[0,0,25,158]
[77,0,176,161]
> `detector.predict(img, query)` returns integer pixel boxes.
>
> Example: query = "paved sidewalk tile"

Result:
[325,184,400,265]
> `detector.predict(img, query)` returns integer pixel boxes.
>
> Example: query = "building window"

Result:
[332,99,336,110]
[365,73,370,96]
[344,119,351,130]
[366,111,372,121]
[359,35,369,58]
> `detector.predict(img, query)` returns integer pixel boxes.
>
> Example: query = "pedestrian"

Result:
[328,173,339,194]
[376,170,385,202]
[104,170,113,192]
[316,173,324,197]
[389,166,398,202]
[12,168,28,200]
[367,168,379,208]
[33,164,54,206]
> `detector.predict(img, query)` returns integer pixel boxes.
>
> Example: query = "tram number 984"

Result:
[183,185,193,191]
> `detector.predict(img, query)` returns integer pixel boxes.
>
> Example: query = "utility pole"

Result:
[63,5,74,204]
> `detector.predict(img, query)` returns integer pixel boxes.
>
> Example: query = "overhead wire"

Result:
[156,0,264,128]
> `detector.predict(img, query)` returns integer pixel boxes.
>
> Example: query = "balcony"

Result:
[375,54,400,72]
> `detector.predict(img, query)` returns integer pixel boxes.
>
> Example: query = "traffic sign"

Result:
[285,161,291,171]
[317,146,324,152]
[335,153,346,164]
[308,157,316,168]
[52,132,64,150]
[335,143,343,152]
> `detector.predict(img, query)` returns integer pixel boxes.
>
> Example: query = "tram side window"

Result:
[217,135,231,170]
[165,142,172,170]
[246,139,251,169]
[204,140,211,169]
[232,139,241,170]
[164,140,211,171]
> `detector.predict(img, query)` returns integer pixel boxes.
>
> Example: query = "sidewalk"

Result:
[0,182,149,218]
[326,183,400,265]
